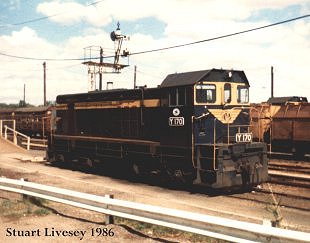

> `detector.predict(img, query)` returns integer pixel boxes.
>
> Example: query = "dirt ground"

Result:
[0,189,173,243]
[1,211,155,243]
[0,139,217,243]
[1,207,184,243]
[0,138,309,242]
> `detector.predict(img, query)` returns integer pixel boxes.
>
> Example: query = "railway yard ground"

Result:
[0,138,309,242]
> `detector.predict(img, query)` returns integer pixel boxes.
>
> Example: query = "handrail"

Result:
[249,106,274,154]
[5,125,29,139]
[4,125,31,150]
[249,106,262,142]
[1,120,47,150]
[213,118,217,170]
[0,177,309,243]
[0,119,16,137]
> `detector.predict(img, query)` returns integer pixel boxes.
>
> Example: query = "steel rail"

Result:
[0,177,309,243]
[269,170,310,181]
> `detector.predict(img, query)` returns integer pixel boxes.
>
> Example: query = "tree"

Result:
[18,100,26,107]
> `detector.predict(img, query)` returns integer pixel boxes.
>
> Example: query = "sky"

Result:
[0,0,309,105]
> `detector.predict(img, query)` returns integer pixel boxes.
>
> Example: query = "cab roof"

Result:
[161,68,249,88]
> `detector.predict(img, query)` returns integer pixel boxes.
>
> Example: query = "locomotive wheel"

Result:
[162,166,193,187]
[47,153,57,165]
[50,154,65,167]
[86,158,93,168]
[128,161,149,181]
[173,169,193,186]
[56,154,65,163]
[132,162,140,175]
[53,153,73,168]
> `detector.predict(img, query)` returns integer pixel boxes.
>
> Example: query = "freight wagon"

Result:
[250,97,310,157]
[0,106,52,137]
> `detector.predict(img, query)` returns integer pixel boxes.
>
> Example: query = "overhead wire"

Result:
[1,62,83,72]
[129,14,310,56]
[0,14,309,61]
[0,0,105,28]
[0,52,84,61]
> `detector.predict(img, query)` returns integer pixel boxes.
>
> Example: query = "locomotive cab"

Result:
[161,69,268,188]
[193,76,251,144]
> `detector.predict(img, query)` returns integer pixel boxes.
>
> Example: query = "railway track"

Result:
[268,158,310,188]
[229,190,309,213]
[268,170,310,188]
[255,183,310,201]
[224,181,309,219]
[229,157,310,212]
[269,160,310,173]
[268,152,310,162]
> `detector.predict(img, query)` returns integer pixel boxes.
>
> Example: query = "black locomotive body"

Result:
[47,68,268,188]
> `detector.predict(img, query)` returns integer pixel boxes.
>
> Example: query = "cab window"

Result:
[224,83,231,103]
[196,84,216,103]
[169,87,187,106]
[237,86,249,103]
[169,89,177,106]
[178,87,186,105]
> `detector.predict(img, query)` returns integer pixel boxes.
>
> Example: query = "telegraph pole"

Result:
[134,65,137,89]
[99,47,103,91]
[271,66,274,98]
[23,83,26,105]
[43,62,46,106]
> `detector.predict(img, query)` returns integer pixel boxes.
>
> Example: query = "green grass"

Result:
[114,217,227,242]
[33,208,50,216]
[0,196,50,218]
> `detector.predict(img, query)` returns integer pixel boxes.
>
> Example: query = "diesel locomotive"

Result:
[47,68,268,188]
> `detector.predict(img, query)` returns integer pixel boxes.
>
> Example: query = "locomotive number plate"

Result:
[169,117,184,126]
[236,133,252,143]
